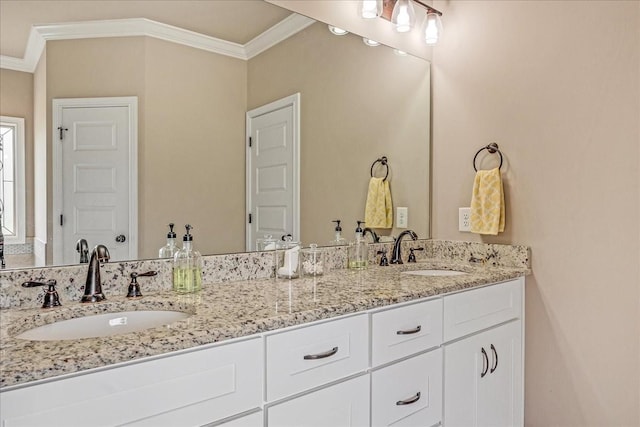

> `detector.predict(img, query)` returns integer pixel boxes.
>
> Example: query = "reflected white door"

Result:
[53,97,138,265]
[246,94,300,251]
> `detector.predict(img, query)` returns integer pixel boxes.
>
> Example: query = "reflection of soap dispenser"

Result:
[173,224,203,293]
[159,223,179,258]
[348,220,369,269]
[330,220,347,246]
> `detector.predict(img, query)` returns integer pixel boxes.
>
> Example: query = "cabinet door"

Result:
[371,349,442,427]
[267,375,370,427]
[444,320,522,427]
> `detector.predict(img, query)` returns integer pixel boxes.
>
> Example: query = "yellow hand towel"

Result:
[365,177,393,229]
[470,167,505,235]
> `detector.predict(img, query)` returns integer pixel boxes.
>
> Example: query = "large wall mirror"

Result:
[0,0,431,269]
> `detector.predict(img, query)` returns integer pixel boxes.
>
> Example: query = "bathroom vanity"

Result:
[0,243,528,427]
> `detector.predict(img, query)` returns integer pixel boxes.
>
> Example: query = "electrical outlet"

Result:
[396,207,408,228]
[459,207,471,232]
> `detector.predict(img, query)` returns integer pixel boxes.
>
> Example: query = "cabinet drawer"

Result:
[0,338,262,427]
[443,278,523,342]
[267,375,370,427]
[371,349,443,427]
[265,314,368,401]
[371,298,442,367]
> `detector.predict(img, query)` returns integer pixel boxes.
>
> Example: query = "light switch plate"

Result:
[396,207,408,228]
[459,207,471,232]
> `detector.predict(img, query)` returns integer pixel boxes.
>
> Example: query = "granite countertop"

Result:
[0,259,529,390]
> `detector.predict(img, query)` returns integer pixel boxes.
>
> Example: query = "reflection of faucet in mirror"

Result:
[390,230,418,265]
[81,245,110,303]
[76,239,89,263]
[362,228,380,243]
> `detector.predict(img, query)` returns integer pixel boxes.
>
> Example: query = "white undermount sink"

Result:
[402,269,468,277]
[16,310,190,341]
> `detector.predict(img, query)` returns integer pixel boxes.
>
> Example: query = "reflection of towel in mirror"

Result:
[470,167,505,235]
[365,177,393,229]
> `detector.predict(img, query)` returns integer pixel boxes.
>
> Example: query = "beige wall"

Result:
[143,37,246,256]
[430,1,640,425]
[0,69,34,238]
[45,37,247,258]
[248,22,430,245]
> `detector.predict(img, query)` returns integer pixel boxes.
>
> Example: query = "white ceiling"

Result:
[0,0,293,58]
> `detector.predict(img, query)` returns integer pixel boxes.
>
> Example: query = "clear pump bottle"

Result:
[172,224,203,293]
[348,220,369,269]
[330,220,347,246]
[159,223,179,259]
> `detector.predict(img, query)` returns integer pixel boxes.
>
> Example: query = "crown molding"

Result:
[245,14,316,59]
[0,15,316,73]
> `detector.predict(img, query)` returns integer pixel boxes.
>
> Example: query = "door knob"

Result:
[115,234,126,243]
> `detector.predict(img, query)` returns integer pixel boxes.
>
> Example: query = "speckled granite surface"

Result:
[0,240,530,390]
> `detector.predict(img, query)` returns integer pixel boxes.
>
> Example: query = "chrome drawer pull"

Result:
[396,325,422,335]
[303,346,338,360]
[396,391,421,406]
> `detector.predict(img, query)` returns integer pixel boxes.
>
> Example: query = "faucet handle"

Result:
[407,247,424,263]
[377,250,389,266]
[22,280,61,308]
[127,271,158,298]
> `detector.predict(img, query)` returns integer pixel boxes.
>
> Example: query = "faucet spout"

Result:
[390,230,418,264]
[362,228,379,243]
[81,244,110,303]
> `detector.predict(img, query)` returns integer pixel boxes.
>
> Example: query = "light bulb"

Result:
[392,0,415,33]
[361,0,382,19]
[423,13,443,45]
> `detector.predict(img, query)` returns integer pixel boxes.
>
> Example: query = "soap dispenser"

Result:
[330,220,347,246]
[172,224,203,293]
[348,220,369,269]
[159,223,179,258]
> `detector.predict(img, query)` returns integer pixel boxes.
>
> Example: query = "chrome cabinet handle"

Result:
[490,344,498,373]
[303,346,338,360]
[481,347,489,378]
[396,325,422,335]
[396,391,421,406]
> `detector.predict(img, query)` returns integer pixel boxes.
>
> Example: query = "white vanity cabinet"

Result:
[442,278,524,427]
[1,276,525,427]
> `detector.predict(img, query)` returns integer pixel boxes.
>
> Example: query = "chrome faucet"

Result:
[362,227,379,243]
[81,244,110,303]
[390,230,418,264]
[76,238,89,263]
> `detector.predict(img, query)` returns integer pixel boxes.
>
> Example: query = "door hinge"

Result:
[57,126,68,141]
[249,137,252,147]
[248,213,252,224]
[59,214,64,226]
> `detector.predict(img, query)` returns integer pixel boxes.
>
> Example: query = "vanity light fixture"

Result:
[423,11,443,45]
[360,0,443,45]
[391,0,415,33]
[361,0,383,19]
[362,37,381,47]
[328,25,349,35]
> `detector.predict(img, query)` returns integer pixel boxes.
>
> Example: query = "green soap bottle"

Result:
[172,224,203,293]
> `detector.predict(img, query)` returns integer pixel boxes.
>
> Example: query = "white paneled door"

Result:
[246,94,300,251]
[53,97,138,265]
